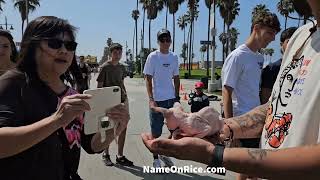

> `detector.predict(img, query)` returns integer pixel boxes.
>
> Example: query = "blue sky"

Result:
[1,0,304,64]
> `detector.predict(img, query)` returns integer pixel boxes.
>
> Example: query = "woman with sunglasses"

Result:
[0,30,18,76]
[0,16,129,180]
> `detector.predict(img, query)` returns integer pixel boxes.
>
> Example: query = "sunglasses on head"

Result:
[159,38,171,43]
[45,38,78,51]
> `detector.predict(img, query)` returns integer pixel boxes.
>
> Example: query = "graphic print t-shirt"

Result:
[261,23,320,149]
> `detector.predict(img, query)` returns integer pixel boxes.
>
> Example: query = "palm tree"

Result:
[205,0,214,77]
[216,0,227,62]
[200,44,207,68]
[277,0,295,29]
[167,0,184,52]
[177,14,188,44]
[219,32,227,62]
[146,0,164,50]
[131,9,140,62]
[180,43,188,69]
[13,0,40,36]
[139,0,148,50]
[229,27,239,51]
[252,4,269,21]
[187,0,199,75]
[224,0,240,57]
[217,0,239,62]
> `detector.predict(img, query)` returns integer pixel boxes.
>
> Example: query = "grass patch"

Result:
[179,68,221,79]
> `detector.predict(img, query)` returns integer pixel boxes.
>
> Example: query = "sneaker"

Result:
[159,155,174,167]
[116,156,134,166]
[153,159,162,168]
[102,153,114,166]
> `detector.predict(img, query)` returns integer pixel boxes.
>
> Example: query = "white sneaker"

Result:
[159,155,174,167]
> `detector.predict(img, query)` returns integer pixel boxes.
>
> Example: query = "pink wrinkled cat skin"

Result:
[152,102,223,139]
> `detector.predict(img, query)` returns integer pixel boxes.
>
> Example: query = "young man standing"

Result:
[142,0,320,179]
[260,27,297,104]
[222,11,280,180]
[143,29,180,168]
[97,43,133,166]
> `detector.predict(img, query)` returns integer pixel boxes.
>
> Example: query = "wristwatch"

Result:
[149,96,154,101]
[208,144,225,168]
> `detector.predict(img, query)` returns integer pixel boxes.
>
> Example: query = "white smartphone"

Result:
[83,86,121,135]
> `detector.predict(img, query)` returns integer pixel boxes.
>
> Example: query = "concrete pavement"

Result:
[78,75,236,180]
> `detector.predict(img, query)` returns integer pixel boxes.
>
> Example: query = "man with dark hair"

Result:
[222,10,280,180]
[97,43,133,167]
[260,27,297,104]
[143,29,180,168]
[142,0,320,179]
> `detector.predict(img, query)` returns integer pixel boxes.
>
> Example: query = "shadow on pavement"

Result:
[114,164,223,180]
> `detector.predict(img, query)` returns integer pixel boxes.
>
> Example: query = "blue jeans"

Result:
[149,98,176,138]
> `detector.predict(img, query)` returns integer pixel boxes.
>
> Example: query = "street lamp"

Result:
[0,16,14,31]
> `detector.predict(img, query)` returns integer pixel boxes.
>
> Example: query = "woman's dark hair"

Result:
[17,16,83,88]
[0,30,18,63]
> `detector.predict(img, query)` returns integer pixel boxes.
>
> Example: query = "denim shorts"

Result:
[149,98,176,138]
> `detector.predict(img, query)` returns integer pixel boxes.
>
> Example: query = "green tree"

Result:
[13,0,40,36]
[277,0,294,29]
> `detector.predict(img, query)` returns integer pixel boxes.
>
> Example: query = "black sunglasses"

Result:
[46,38,78,51]
[159,38,171,43]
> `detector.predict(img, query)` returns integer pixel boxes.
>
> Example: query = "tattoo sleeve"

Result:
[225,103,269,139]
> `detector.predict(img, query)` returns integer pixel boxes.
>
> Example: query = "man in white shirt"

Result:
[142,0,320,179]
[143,29,180,168]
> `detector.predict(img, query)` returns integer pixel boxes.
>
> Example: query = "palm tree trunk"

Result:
[206,5,211,77]
[135,19,138,63]
[183,27,186,45]
[188,22,193,75]
[226,24,230,57]
[25,0,29,24]
[172,13,175,52]
[165,6,168,29]
[149,19,151,50]
[191,20,195,70]
[133,25,135,62]
[21,20,24,37]
[142,9,145,49]
[285,16,287,29]
[222,22,225,63]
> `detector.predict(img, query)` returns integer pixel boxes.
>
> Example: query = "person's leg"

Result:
[102,146,113,166]
[158,99,175,167]
[149,101,165,168]
[116,99,133,166]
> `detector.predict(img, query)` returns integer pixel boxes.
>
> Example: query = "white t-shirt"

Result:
[143,50,179,101]
[222,44,264,116]
[261,22,320,149]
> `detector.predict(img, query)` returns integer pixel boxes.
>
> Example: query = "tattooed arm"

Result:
[222,145,320,179]
[219,102,269,140]
[142,133,320,179]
